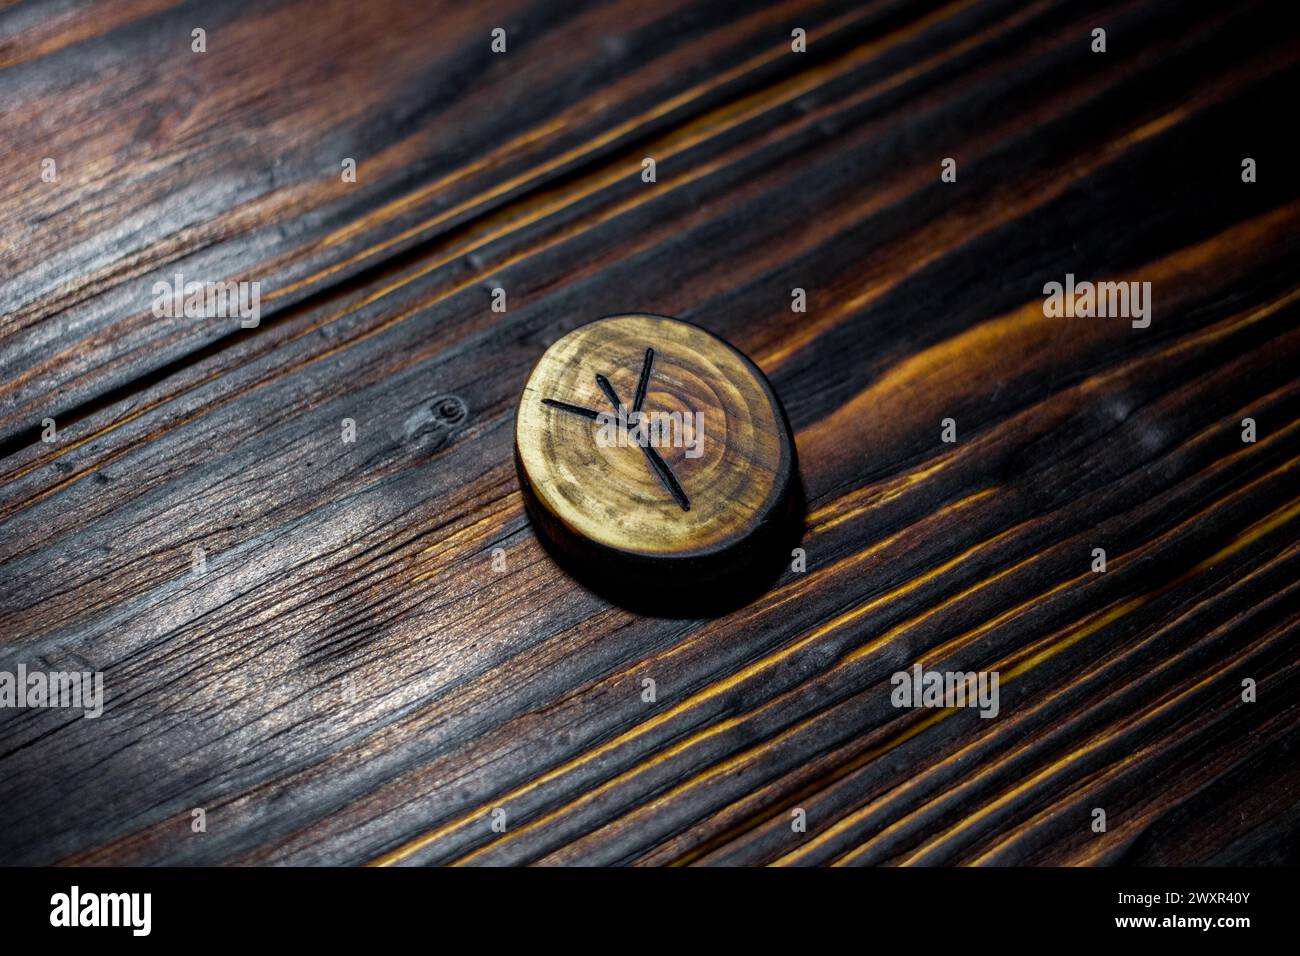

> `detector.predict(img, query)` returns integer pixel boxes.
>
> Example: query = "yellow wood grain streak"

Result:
[676,495,1300,865]
[814,497,1300,866]
[370,309,1300,865]
[503,447,1300,866]
[1,0,972,504]
[1059,699,1300,866]
[424,457,1300,866]
[801,201,1300,462]
[369,486,996,865]
[12,24,1274,519]
[959,621,1300,867]
[266,1,961,302]
[776,541,1300,866]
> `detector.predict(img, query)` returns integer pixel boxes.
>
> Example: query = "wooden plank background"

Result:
[1,0,1297,866]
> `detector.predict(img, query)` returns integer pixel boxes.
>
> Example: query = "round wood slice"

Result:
[515,314,799,610]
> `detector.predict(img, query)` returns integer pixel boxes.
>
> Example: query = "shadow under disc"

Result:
[525,472,807,619]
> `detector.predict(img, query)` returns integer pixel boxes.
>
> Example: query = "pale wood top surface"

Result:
[516,315,789,557]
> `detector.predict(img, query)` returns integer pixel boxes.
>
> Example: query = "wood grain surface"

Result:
[519,315,788,537]
[1,0,1297,867]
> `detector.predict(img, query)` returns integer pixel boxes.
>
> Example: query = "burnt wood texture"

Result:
[0,0,1297,866]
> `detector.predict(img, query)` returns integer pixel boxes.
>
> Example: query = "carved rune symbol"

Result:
[542,347,691,511]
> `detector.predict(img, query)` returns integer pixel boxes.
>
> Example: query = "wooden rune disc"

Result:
[515,314,797,604]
